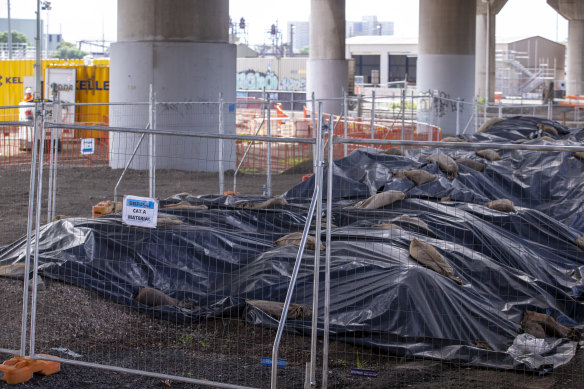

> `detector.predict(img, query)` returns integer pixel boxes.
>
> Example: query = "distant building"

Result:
[495,36,565,98]
[0,18,62,53]
[286,21,309,54]
[0,18,41,45]
[287,16,394,54]
[46,33,63,51]
[344,34,565,98]
[349,16,394,37]
[345,36,418,86]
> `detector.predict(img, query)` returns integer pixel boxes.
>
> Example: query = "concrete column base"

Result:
[306,59,348,115]
[109,41,236,171]
[417,54,475,136]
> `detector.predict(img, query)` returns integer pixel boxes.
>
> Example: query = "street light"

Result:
[41,1,51,58]
[289,24,295,56]
[7,0,12,59]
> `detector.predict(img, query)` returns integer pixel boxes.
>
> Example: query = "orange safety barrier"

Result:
[0,355,60,385]
[235,108,441,173]
[558,95,584,107]
[0,126,109,168]
[1,105,441,172]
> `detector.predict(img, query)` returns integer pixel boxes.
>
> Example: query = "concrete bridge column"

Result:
[417,0,476,136]
[380,51,389,86]
[567,19,584,95]
[475,0,507,101]
[548,0,584,96]
[109,0,235,171]
[306,0,348,115]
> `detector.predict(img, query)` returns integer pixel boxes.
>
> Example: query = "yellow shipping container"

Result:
[0,59,110,138]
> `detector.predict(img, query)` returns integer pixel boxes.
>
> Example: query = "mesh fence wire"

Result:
[0,97,583,388]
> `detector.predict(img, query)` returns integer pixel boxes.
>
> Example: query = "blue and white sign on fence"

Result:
[80,138,95,155]
[122,195,158,228]
[260,357,286,367]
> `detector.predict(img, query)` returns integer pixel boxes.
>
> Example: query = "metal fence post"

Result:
[401,88,406,151]
[548,100,552,120]
[218,93,225,195]
[266,94,272,197]
[474,98,478,132]
[308,103,324,388]
[19,101,42,357]
[456,98,461,136]
[29,101,48,357]
[47,89,60,222]
[411,90,415,138]
[498,100,503,119]
[322,112,334,389]
[271,135,322,389]
[148,85,156,199]
[343,90,348,157]
[312,92,317,173]
[370,90,375,139]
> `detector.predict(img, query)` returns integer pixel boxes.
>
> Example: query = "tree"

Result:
[298,46,309,55]
[0,31,29,44]
[53,41,88,60]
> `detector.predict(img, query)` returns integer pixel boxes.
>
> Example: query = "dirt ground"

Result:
[0,161,583,388]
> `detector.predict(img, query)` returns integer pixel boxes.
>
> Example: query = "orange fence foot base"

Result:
[0,355,60,385]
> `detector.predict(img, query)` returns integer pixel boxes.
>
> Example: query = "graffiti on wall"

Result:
[236,70,306,91]
[417,89,466,118]
[278,77,306,91]
[237,70,279,90]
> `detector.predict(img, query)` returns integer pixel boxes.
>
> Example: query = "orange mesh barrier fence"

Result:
[235,108,441,173]
[1,103,440,171]
[0,110,109,167]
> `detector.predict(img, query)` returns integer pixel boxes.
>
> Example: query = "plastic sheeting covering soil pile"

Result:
[1,116,584,372]
[286,116,584,231]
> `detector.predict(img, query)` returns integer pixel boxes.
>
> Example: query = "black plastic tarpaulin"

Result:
[1,116,584,372]
[1,195,583,371]
[284,116,584,231]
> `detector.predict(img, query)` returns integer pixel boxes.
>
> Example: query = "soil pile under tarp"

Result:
[1,116,584,373]
[285,116,584,232]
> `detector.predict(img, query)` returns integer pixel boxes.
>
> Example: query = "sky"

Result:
[0,0,569,47]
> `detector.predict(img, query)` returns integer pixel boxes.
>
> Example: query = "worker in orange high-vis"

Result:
[18,87,35,150]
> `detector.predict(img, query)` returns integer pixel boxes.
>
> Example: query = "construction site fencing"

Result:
[2,97,584,388]
[0,113,321,388]
[2,93,580,170]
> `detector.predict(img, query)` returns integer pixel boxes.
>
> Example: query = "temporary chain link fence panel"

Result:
[0,106,38,358]
[2,95,584,388]
[0,112,320,387]
[302,115,584,388]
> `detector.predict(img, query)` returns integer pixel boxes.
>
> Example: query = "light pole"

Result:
[289,24,295,56]
[7,0,12,59]
[34,0,41,99]
[41,1,51,58]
